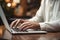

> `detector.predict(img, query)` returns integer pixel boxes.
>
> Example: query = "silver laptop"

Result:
[0,5,47,34]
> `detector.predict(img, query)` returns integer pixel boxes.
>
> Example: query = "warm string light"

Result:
[7,3,11,7]
[5,0,20,8]
[13,0,20,3]
[11,0,20,8]
[11,2,17,8]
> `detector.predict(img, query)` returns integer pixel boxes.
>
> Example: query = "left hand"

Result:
[18,21,40,31]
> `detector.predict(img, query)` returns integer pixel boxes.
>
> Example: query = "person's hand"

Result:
[10,19,27,28]
[18,21,40,31]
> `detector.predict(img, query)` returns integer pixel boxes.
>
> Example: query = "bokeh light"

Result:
[11,2,17,8]
[7,3,11,7]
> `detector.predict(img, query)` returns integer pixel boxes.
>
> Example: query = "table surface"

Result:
[12,32,60,40]
[0,25,5,38]
[0,25,60,40]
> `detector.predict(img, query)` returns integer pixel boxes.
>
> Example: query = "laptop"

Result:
[0,5,47,35]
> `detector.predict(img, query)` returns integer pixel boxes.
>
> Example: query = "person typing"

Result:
[10,0,60,32]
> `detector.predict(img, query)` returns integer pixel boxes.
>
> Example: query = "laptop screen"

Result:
[0,17,3,25]
[0,5,3,25]
[0,5,12,32]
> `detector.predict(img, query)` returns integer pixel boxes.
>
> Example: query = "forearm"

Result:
[28,16,43,22]
[29,0,45,22]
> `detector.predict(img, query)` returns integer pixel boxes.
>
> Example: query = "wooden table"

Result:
[0,25,5,38]
[1,26,60,40]
[12,32,60,40]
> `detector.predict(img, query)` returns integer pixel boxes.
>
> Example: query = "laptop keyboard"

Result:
[12,26,41,32]
[11,28,47,34]
[12,28,27,32]
[12,28,22,32]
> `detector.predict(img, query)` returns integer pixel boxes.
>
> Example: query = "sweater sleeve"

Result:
[40,20,60,32]
[29,0,45,22]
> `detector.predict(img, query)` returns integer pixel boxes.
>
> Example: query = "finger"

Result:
[19,22,31,31]
[16,19,26,28]
[10,19,18,28]
[21,24,31,31]
[23,25,33,31]
[13,19,21,28]
[17,23,21,28]
[20,19,25,23]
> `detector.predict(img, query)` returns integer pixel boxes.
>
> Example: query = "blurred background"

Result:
[0,0,41,25]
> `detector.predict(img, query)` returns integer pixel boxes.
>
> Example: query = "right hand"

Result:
[10,19,27,28]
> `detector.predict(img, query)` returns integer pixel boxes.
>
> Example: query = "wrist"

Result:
[39,23,46,31]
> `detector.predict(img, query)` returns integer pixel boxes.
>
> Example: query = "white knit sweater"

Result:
[29,0,60,32]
